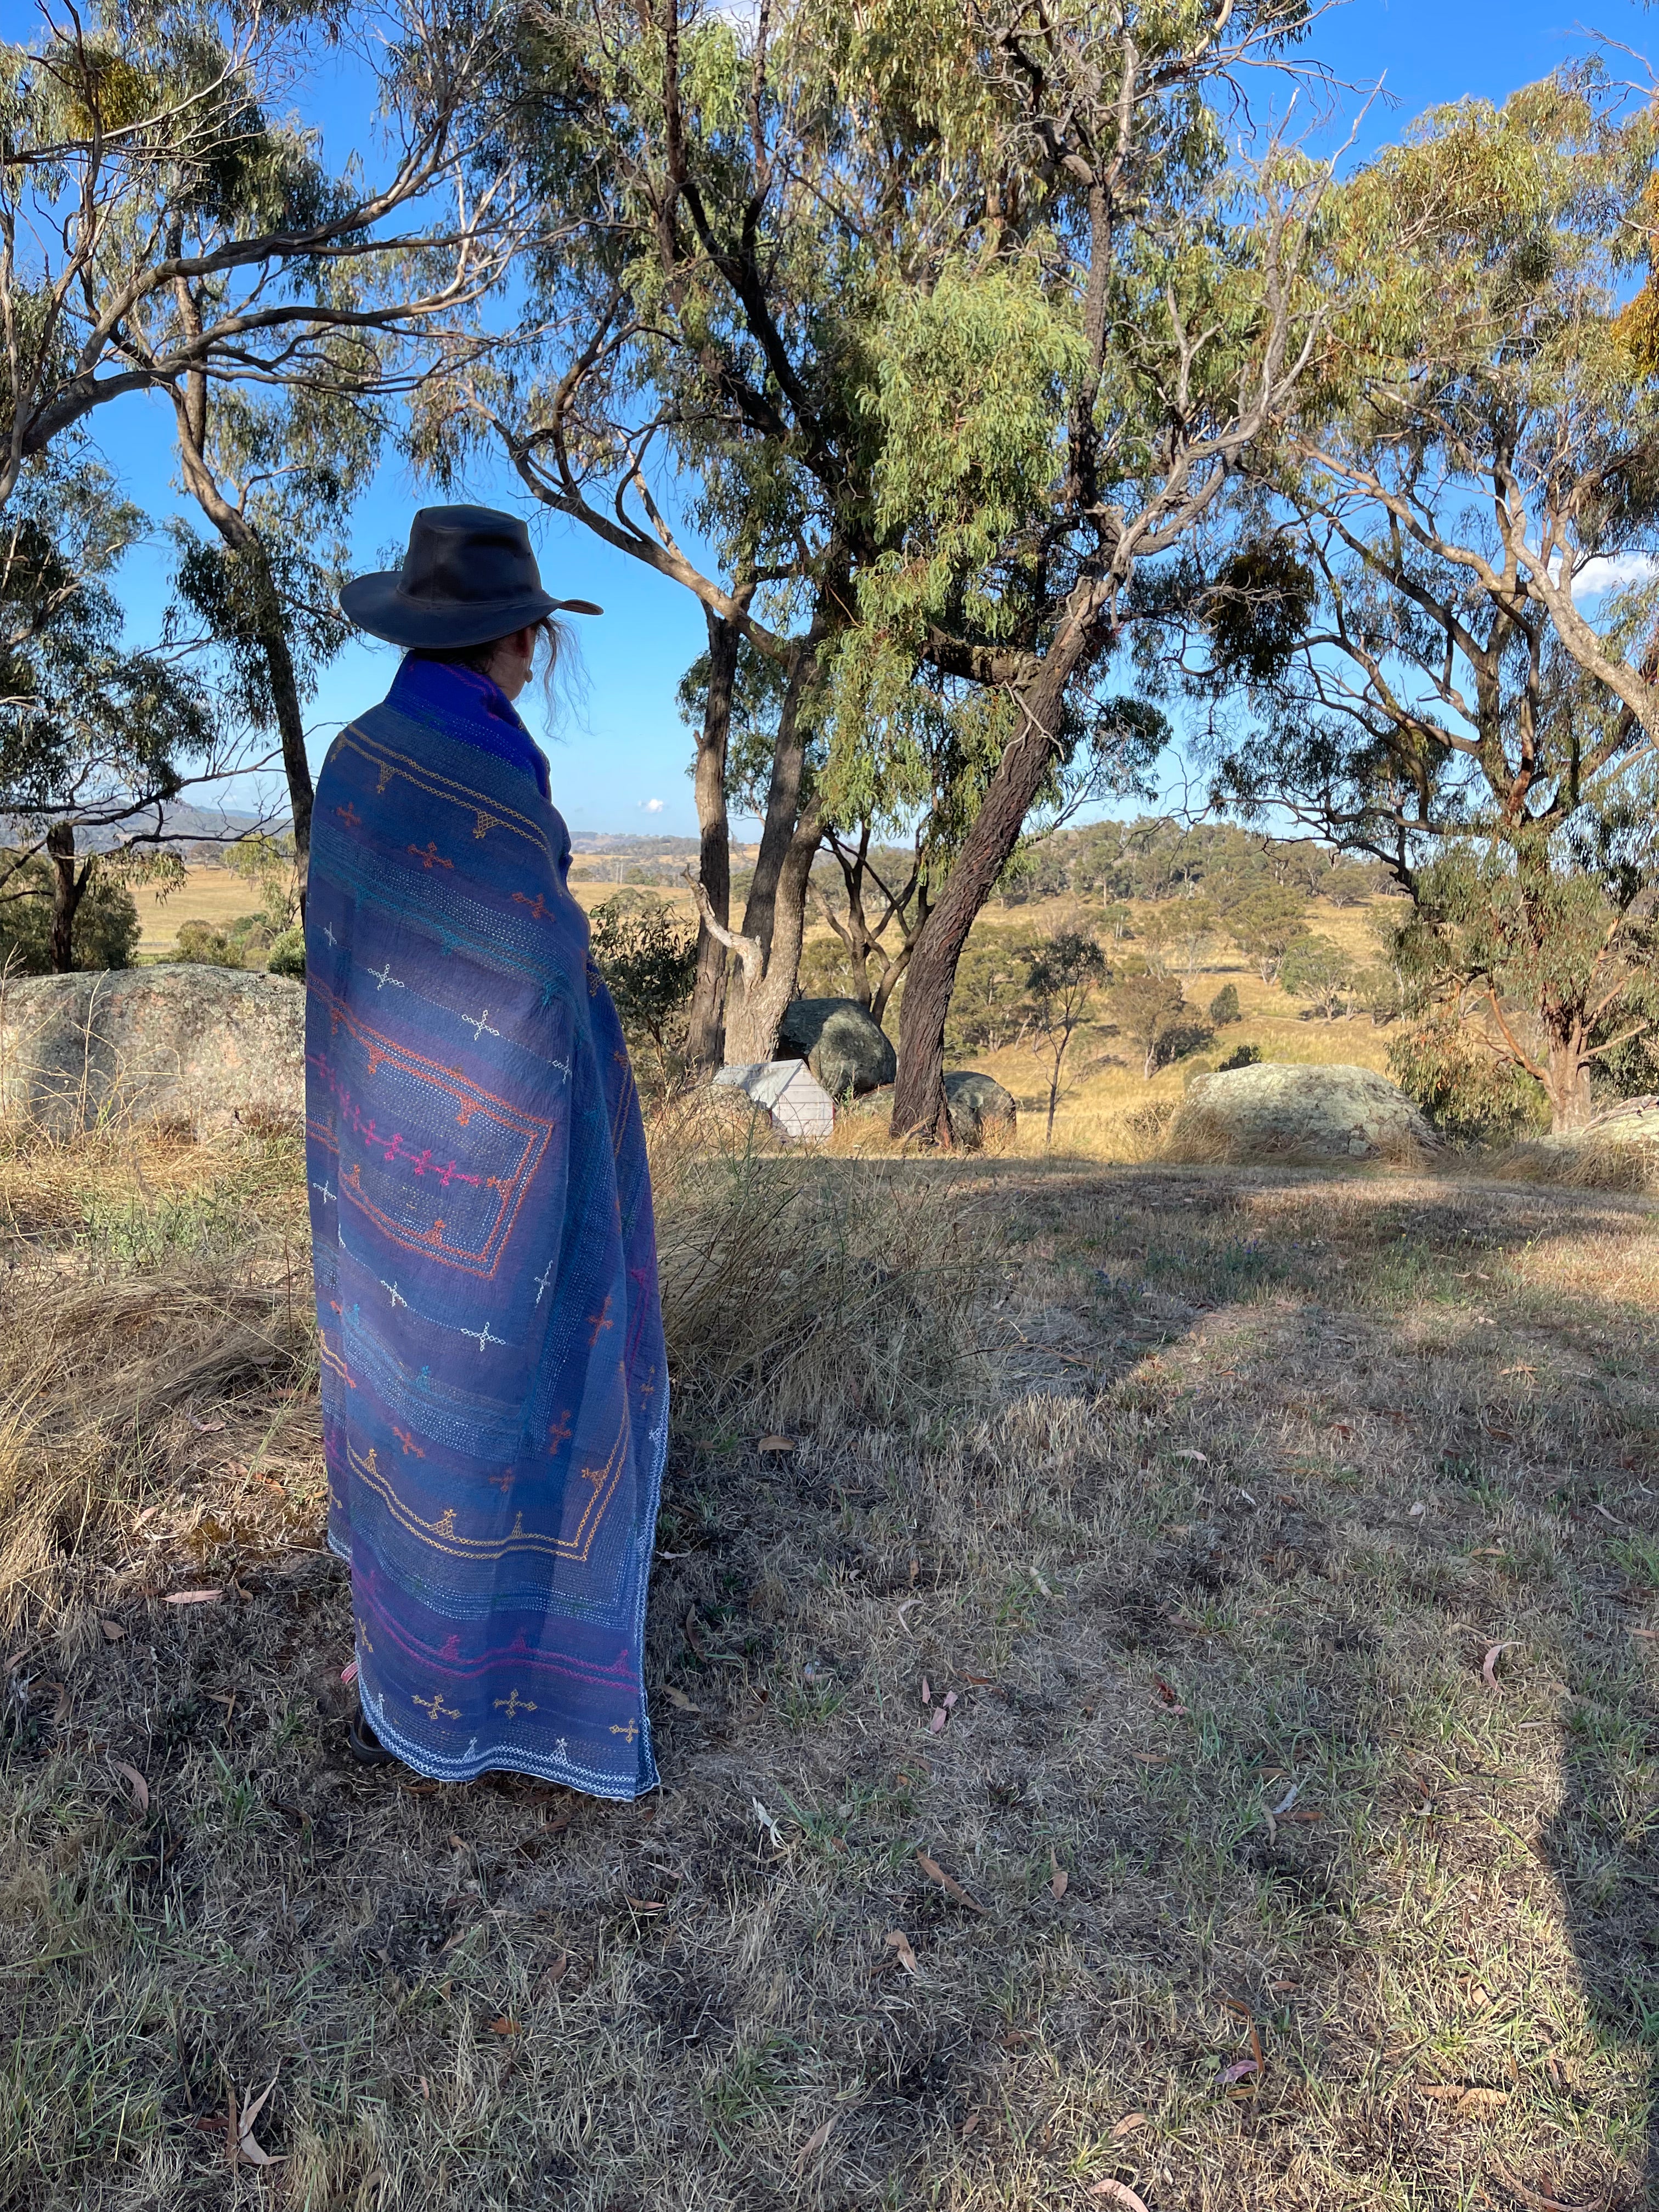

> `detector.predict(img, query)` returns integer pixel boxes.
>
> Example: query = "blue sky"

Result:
[37,0,1659,837]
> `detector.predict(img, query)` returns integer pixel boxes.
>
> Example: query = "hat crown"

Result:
[338,503,599,647]
[398,505,542,609]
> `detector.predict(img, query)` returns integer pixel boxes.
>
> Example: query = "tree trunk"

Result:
[687,607,738,1072]
[737,630,820,962]
[168,375,313,909]
[720,629,824,1058]
[713,816,821,1064]
[1545,1035,1594,1133]
[258,594,314,908]
[46,823,87,974]
[891,669,1070,1143]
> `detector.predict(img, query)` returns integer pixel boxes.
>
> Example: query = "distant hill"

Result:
[568,832,700,856]
[34,816,708,860]
[23,803,284,856]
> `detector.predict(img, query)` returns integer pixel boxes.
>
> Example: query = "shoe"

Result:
[346,1700,396,1767]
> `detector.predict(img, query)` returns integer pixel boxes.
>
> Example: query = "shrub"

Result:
[1217,1042,1261,1072]
[172,919,244,968]
[1208,982,1240,1025]
[1280,933,1359,1019]
[267,927,305,980]
[1389,1020,1548,1142]
[589,894,698,1094]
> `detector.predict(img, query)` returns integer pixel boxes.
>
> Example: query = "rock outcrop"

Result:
[711,1059,836,1142]
[0,966,304,1138]
[945,1070,1018,1149]
[1166,1061,1440,1165]
[776,997,896,1098]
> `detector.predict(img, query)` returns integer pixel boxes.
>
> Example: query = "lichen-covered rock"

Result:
[1167,1061,1440,1165]
[945,1069,1017,1149]
[0,965,304,1137]
[1583,1097,1659,1147]
[776,996,896,1098]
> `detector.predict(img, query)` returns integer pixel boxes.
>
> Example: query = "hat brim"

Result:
[340,571,603,647]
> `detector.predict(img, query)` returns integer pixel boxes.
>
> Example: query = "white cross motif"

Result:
[555,1737,568,1760]
[367,960,404,992]
[459,1319,505,1353]
[548,1052,573,1083]
[380,1279,406,1308]
[310,1177,336,1205]
[463,1006,500,1041]
[534,1257,556,1305]
[321,923,338,948]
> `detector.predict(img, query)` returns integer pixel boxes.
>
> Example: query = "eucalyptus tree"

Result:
[1,0,537,866]
[167,379,375,890]
[854,3,1328,1141]
[472,0,1323,1128]
[0,460,218,969]
[1177,69,1659,1129]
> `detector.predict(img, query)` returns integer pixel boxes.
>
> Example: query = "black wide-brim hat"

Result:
[339,504,602,648]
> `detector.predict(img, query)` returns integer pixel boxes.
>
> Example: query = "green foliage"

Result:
[1223,884,1310,983]
[1199,541,1317,686]
[1389,1021,1549,1143]
[0,852,138,973]
[1385,839,1659,1127]
[797,937,855,998]
[945,931,1041,1055]
[1279,933,1359,1018]
[267,927,305,980]
[225,838,298,938]
[867,263,1086,646]
[1008,928,1109,1143]
[163,383,378,770]
[173,919,247,969]
[1107,973,1212,1080]
[0,462,212,840]
[1189,69,1659,1131]
[589,896,699,1094]
[1217,1042,1262,1072]
[1209,983,1242,1025]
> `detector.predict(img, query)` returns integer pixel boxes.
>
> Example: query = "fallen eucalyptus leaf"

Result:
[1482,1640,1518,1692]
[917,1848,987,1913]
[111,1759,149,1813]
[794,2115,837,2170]
[883,1929,919,1974]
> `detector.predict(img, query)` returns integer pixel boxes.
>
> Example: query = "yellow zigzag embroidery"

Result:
[346,1424,628,1565]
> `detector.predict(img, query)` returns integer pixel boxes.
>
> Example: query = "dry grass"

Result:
[0,1121,1656,2208]
[1488,1137,1659,1197]
[132,866,707,959]
[919,888,1404,1163]
[130,870,264,957]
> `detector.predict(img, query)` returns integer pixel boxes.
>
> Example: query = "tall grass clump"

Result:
[0,1123,312,1638]
[647,1104,983,1437]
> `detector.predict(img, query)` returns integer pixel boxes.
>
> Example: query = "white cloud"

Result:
[638,797,665,814]
[1571,551,1659,602]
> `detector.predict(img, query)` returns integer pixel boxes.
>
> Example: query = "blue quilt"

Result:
[303,657,667,1798]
